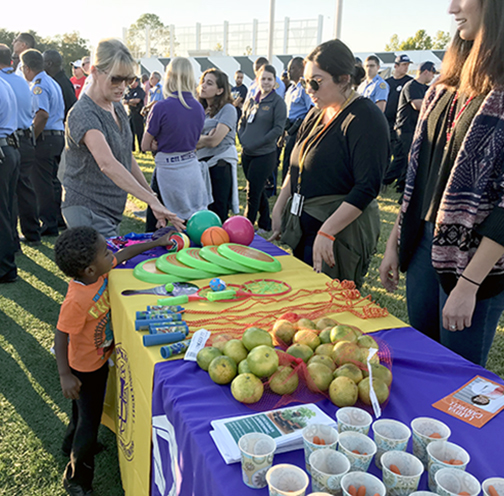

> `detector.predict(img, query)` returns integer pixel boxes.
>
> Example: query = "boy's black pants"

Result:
[62,361,109,490]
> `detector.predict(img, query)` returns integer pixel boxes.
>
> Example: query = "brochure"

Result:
[432,375,504,428]
[210,403,336,464]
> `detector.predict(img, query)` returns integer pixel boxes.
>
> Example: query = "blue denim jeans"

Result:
[406,222,504,366]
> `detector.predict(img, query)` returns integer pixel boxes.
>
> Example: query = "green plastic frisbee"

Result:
[176,248,236,275]
[156,253,215,280]
[217,243,282,273]
[133,258,189,284]
[199,245,257,273]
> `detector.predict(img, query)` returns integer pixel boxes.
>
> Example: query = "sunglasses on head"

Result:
[300,77,323,92]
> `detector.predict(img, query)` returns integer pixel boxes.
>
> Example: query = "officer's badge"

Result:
[380,82,387,89]
[275,82,279,89]
[33,86,42,95]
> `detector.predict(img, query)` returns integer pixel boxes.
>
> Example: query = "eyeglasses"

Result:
[300,77,323,92]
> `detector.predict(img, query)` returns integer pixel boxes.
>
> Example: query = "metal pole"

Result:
[334,0,343,39]
[267,0,275,61]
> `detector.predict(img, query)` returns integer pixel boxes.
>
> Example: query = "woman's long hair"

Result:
[437,0,504,95]
[197,69,233,117]
[164,57,196,109]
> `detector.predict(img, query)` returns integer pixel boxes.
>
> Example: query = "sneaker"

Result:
[63,478,93,496]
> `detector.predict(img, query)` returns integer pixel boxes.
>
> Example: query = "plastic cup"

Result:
[302,424,339,474]
[410,492,437,496]
[372,418,411,469]
[381,450,424,496]
[266,464,309,496]
[336,407,373,435]
[482,478,504,496]
[337,431,377,472]
[307,493,333,496]
[427,441,470,492]
[435,468,481,496]
[238,432,276,489]
[341,471,386,496]
[310,448,351,496]
[411,417,451,468]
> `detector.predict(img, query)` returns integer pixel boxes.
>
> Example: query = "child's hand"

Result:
[60,373,82,400]
[155,233,175,248]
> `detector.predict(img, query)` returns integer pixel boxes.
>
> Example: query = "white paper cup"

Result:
[427,441,470,492]
[336,407,373,435]
[266,464,310,496]
[381,451,424,496]
[238,432,276,489]
[410,492,437,496]
[483,478,504,496]
[341,471,386,496]
[310,448,351,496]
[303,424,339,474]
[337,431,377,472]
[411,417,451,468]
[435,467,481,496]
[307,493,333,496]
[372,419,411,469]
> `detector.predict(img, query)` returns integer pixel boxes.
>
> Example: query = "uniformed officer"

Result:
[12,32,35,75]
[148,71,163,104]
[0,77,21,283]
[123,77,145,152]
[20,49,65,236]
[357,55,389,112]
[0,44,41,247]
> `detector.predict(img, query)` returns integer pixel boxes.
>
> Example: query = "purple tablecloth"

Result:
[150,327,504,496]
[115,233,289,269]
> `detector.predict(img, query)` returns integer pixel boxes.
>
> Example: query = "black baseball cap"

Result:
[395,54,412,64]
[420,61,438,73]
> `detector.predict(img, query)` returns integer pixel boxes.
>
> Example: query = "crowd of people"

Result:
[1,1,504,493]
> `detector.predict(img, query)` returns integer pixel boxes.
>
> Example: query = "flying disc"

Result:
[199,245,257,273]
[176,248,236,275]
[156,253,216,280]
[217,243,282,273]
[133,258,190,284]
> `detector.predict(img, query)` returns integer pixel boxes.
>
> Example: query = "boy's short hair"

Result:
[54,227,100,278]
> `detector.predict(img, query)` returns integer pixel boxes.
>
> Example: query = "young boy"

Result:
[54,226,172,496]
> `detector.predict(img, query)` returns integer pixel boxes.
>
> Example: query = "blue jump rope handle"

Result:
[160,340,191,359]
[142,332,186,347]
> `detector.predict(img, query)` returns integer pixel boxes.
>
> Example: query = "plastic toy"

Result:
[200,226,230,247]
[222,216,254,245]
[186,210,222,245]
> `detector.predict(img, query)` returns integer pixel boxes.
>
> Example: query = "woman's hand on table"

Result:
[313,234,335,273]
[150,201,186,232]
[267,209,282,242]
[442,279,477,331]
[60,372,82,400]
[379,244,400,292]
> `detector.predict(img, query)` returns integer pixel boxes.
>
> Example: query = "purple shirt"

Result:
[146,92,205,153]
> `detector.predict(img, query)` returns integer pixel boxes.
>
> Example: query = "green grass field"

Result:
[1,153,502,495]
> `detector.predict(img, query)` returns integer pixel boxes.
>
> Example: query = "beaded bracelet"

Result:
[317,231,335,242]
[460,274,480,287]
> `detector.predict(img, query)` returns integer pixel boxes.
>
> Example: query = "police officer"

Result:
[357,55,389,112]
[148,71,163,104]
[123,77,145,152]
[0,44,41,247]
[0,77,21,283]
[21,49,65,236]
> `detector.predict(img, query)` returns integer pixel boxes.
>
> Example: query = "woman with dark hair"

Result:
[379,0,504,366]
[238,64,287,232]
[197,68,239,222]
[269,40,389,288]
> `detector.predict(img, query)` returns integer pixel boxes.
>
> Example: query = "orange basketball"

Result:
[200,226,230,247]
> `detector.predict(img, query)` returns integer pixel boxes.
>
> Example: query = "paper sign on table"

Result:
[432,375,504,428]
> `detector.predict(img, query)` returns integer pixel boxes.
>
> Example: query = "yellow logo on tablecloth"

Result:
[116,344,136,461]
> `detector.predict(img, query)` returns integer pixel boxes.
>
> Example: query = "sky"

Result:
[3,0,454,53]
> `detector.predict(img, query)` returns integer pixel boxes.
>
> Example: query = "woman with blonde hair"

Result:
[142,57,209,227]
[380,0,504,366]
[61,38,184,236]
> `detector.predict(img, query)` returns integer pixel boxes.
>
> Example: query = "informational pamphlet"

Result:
[210,403,336,464]
[432,375,504,428]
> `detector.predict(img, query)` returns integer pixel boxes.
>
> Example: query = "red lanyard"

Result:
[446,92,475,144]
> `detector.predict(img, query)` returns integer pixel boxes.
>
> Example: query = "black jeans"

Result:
[62,361,109,491]
[207,159,232,223]
[146,169,161,232]
[0,145,20,280]
[129,112,144,152]
[33,134,64,234]
[14,135,40,243]
[241,151,277,230]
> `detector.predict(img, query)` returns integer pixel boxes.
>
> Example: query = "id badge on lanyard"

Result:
[290,192,304,216]
[247,106,258,123]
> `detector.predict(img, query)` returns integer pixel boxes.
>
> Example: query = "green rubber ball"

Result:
[186,210,222,245]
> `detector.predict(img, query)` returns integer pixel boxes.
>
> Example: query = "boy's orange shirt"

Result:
[57,259,117,372]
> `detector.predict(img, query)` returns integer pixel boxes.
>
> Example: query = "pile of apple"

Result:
[196,316,392,407]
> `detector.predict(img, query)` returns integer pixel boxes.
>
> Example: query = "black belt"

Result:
[16,128,33,139]
[42,130,64,136]
[0,134,18,148]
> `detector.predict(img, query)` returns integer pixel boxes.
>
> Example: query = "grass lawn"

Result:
[1,152,503,495]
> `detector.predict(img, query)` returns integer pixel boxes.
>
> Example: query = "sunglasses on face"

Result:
[110,75,136,86]
[300,77,323,91]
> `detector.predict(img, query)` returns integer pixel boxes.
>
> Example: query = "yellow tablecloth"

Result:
[103,255,406,495]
